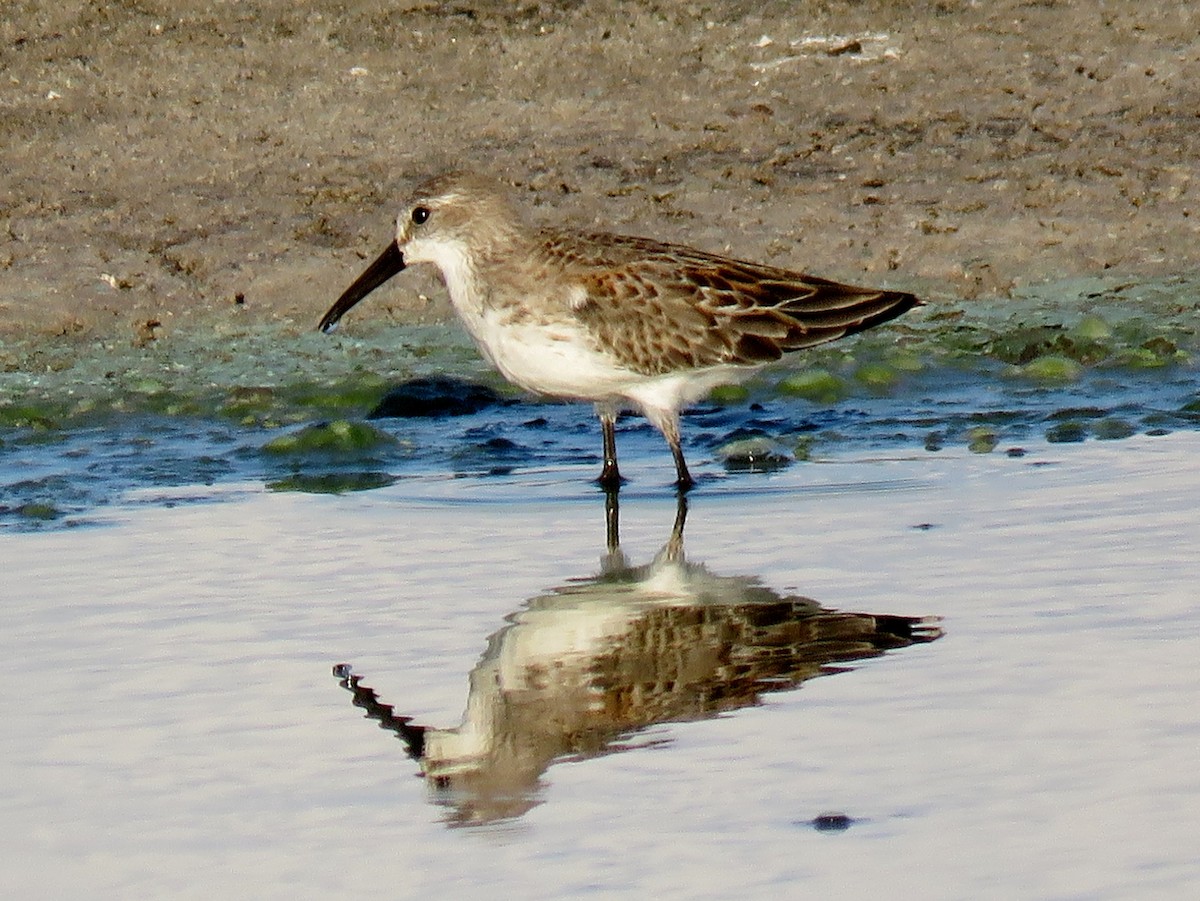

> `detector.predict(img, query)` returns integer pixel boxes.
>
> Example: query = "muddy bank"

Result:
[2,0,1197,350]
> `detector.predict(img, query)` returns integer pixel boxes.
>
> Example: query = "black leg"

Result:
[662,421,694,491]
[599,481,629,576]
[604,483,620,553]
[663,491,688,562]
[598,412,624,488]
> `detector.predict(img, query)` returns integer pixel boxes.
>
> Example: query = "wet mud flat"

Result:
[3,3,1198,339]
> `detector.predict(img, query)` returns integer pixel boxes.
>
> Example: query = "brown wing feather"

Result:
[551,230,921,376]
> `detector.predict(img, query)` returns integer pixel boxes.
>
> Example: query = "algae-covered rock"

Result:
[1109,347,1168,369]
[285,373,392,416]
[854,362,899,391]
[221,386,278,423]
[1092,418,1136,440]
[708,383,750,405]
[16,502,61,521]
[1021,355,1083,382]
[885,351,924,373]
[1046,420,1087,443]
[776,369,845,404]
[262,419,399,457]
[1069,313,1113,342]
[0,404,60,430]
[967,426,999,454]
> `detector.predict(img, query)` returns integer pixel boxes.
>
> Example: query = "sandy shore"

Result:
[2,1,1197,344]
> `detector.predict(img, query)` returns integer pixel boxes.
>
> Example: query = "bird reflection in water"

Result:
[334,493,942,827]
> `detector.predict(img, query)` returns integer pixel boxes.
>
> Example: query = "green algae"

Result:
[966,427,1000,454]
[0,404,60,431]
[14,502,61,521]
[0,320,486,431]
[1020,355,1083,383]
[854,362,901,392]
[1,275,1198,530]
[776,369,845,404]
[1092,418,1137,440]
[792,435,815,461]
[1108,346,1173,369]
[281,373,392,416]
[220,386,281,425]
[2,275,1197,434]
[884,350,924,373]
[708,384,751,405]
[1045,420,1088,443]
[1069,314,1113,342]
[261,419,399,457]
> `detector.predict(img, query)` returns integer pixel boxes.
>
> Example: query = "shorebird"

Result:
[334,494,942,826]
[319,172,921,489]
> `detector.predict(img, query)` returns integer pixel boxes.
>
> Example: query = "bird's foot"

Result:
[597,462,625,490]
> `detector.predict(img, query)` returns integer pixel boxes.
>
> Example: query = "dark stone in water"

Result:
[1093,417,1136,440]
[368,376,506,419]
[1046,420,1087,443]
[482,437,518,450]
[810,812,854,832]
[715,433,793,472]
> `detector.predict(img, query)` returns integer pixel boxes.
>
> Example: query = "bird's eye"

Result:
[411,206,430,225]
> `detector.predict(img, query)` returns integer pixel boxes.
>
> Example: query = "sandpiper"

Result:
[319,172,921,489]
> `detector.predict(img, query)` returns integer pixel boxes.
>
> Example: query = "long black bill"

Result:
[317,242,407,333]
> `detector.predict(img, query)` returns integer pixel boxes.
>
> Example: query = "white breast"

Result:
[470,311,639,400]
[426,242,638,400]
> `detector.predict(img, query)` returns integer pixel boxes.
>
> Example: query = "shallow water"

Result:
[2,278,1198,896]
[3,274,1199,527]
[3,432,1199,899]
[3,353,1198,528]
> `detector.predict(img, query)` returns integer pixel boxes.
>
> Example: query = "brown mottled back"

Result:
[550,231,921,376]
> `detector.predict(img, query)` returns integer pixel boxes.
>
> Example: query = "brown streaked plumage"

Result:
[319,172,922,489]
